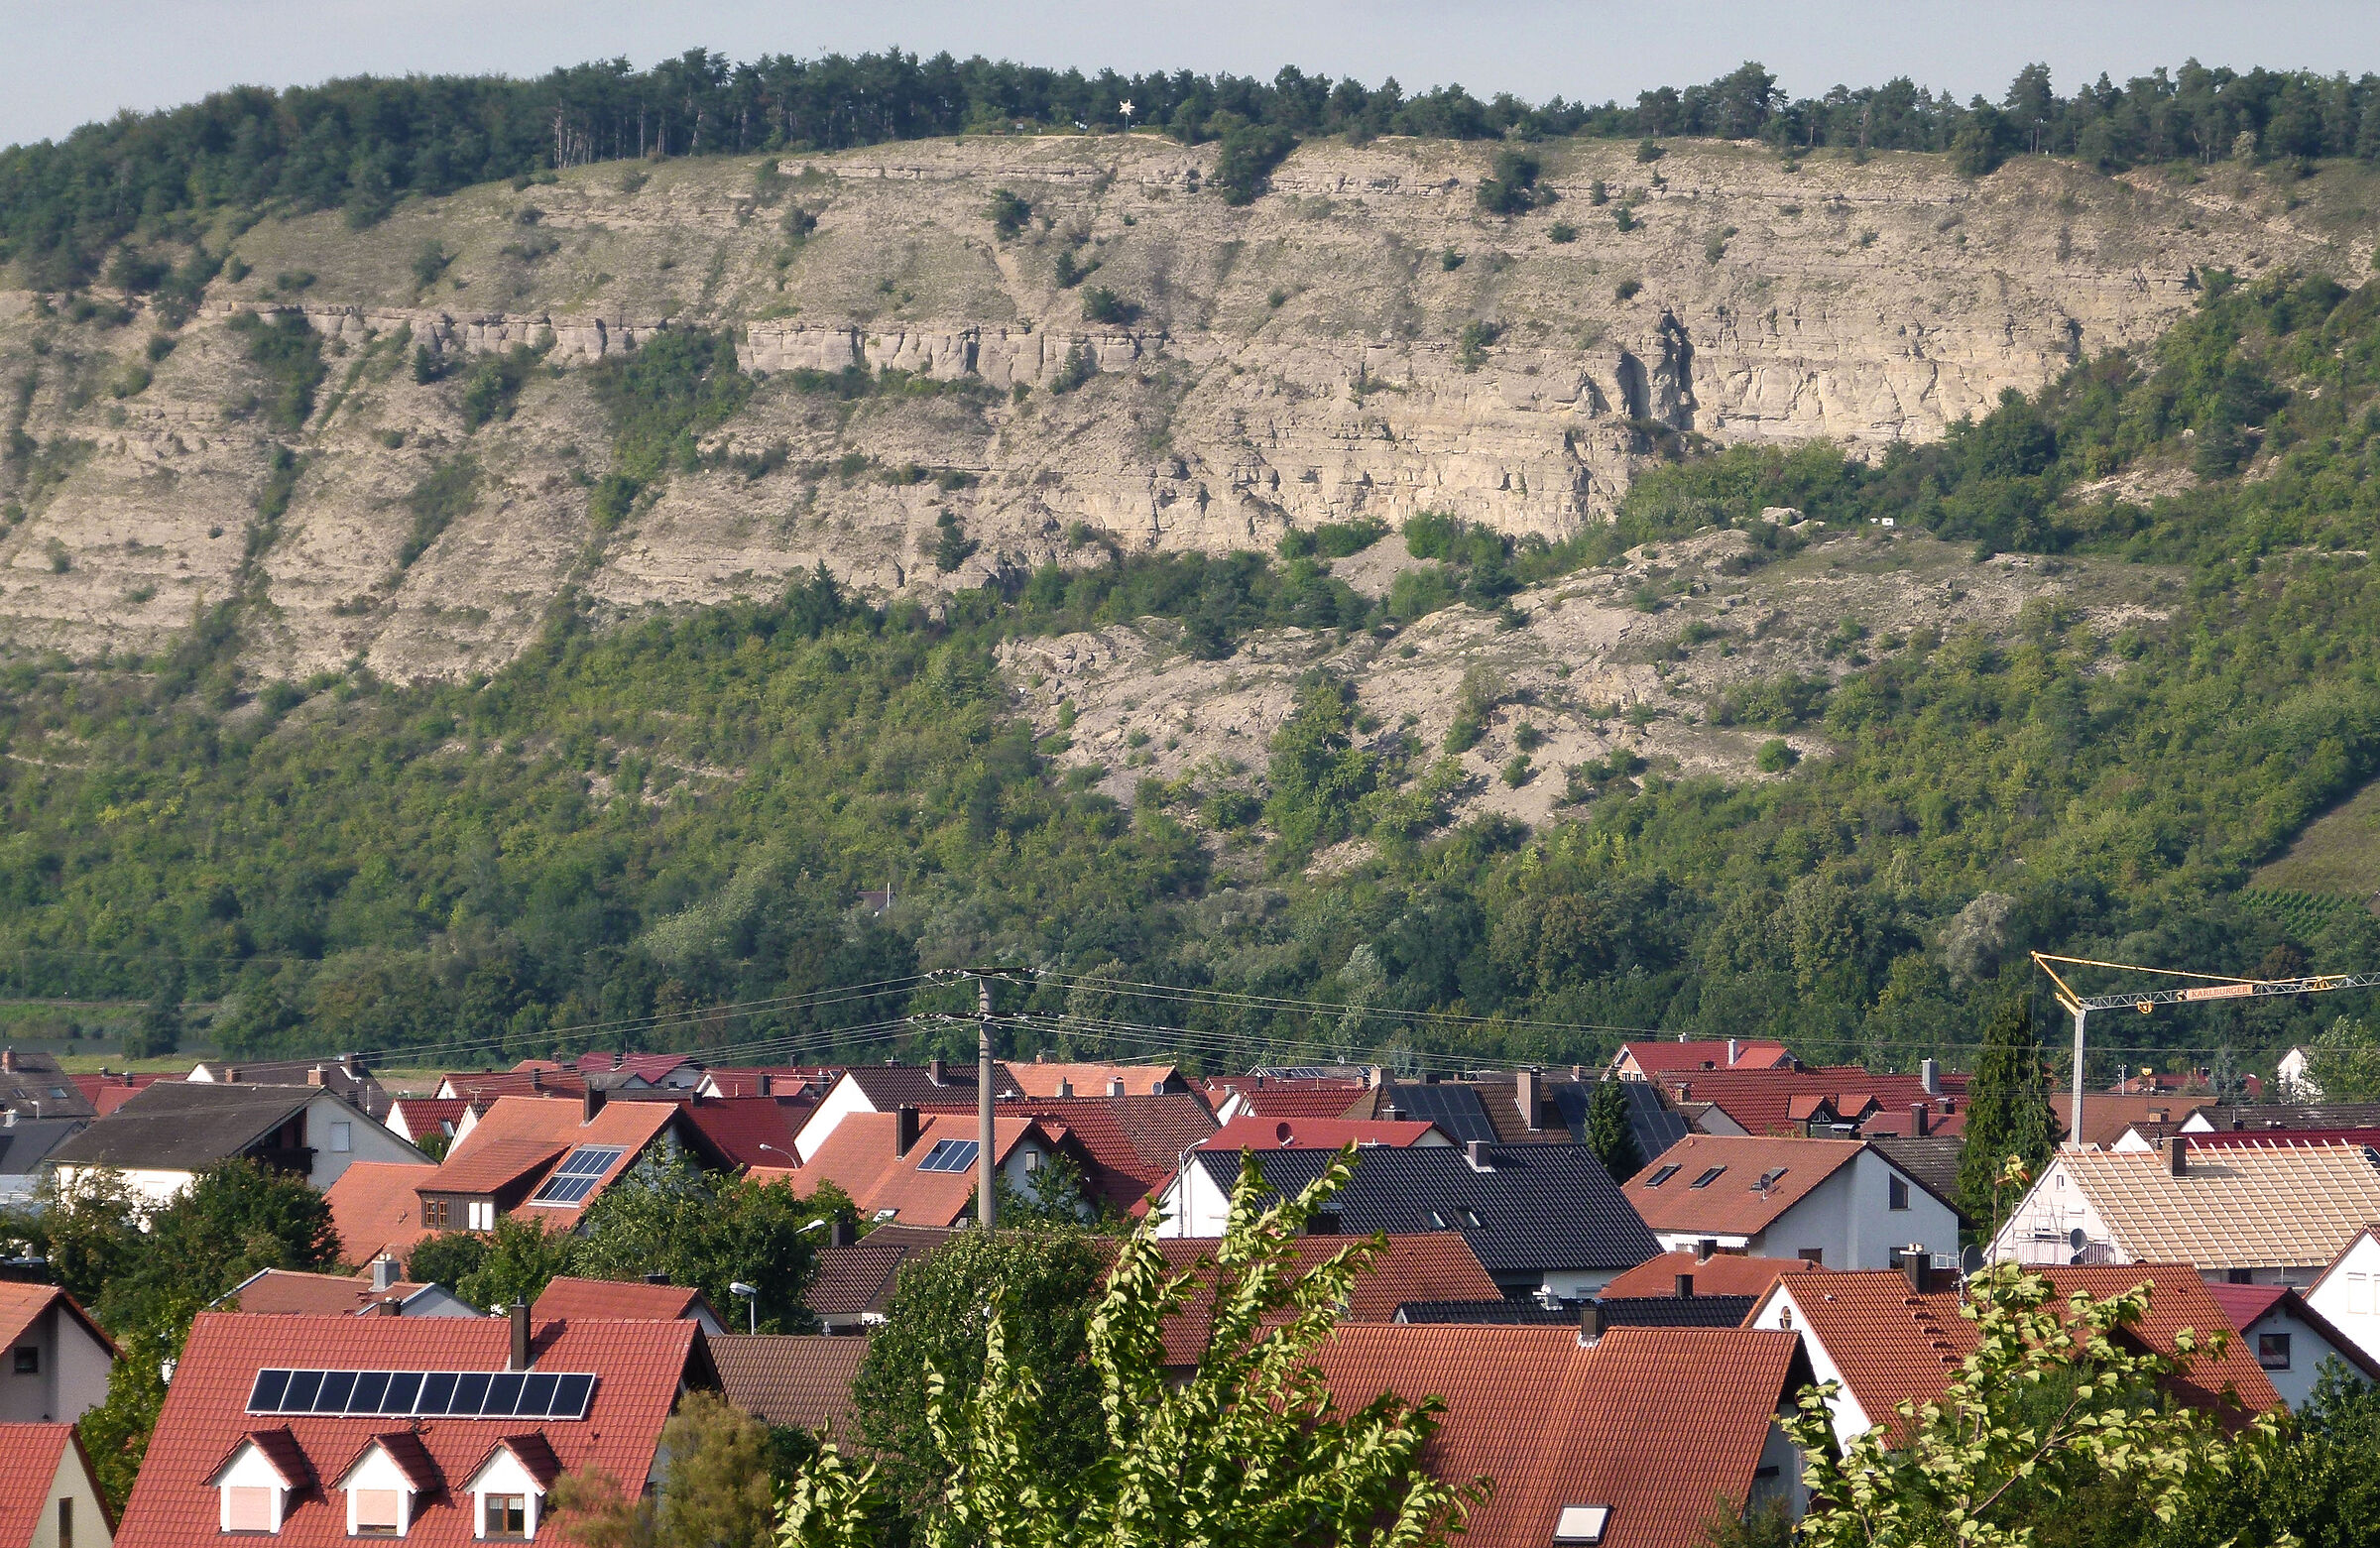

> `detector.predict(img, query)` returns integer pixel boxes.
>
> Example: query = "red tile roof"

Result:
[2050,1094,2213,1148]
[569,1053,697,1083]
[701,1067,834,1099]
[709,1334,870,1436]
[911,1094,1219,1212]
[1316,1326,1806,1548]
[2206,1282,2288,1328]
[631,1094,809,1169]
[0,1280,116,1358]
[322,1161,436,1265]
[424,1137,570,1196]
[1197,1117,1446,1151]
[436,1069,587,1101]
[1622,1134,1869,1238]
[1661,1067,1970,1138]
[118,1312,701,1548]
[388,1098,470,1141]
[532,1277,718,1326]
[1616,1040,1796,1077]
[0,1423,89,1545]
[1007,1063,1183,1099]
[333,1430,440,1494]
[1151,1235,1502,1366]
[1599,1250,1814,1302]
[1764,1264,2281,1438]
[429,1097,676,1224]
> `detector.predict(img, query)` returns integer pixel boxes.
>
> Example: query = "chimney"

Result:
[1579,1300,1604,1345]
[307,1065,326,1086]
[759,1073,774,1097]
[1696,1239,1717,1262]
[1466,1140,1493,1172]
[1107,1078,1125,1097]
[830,1217,856,1249]
[611,1052,624,1071]
[509,1302,531,1371]
[1674,1082,1691,1104]
[0,1048,13,1073]
[581,1087,605,1124]
[644,1272,667,1284]
[378,1296,403,1316]
[1056,1078,1072,1098]
[224,1065,240,1083]
[2168,1135,2188,1177]
[1921,1058,1941,1096]
[1726,1038,1740,1065]
[1517,1069,1542,1131]
[1308,1206,1342,1236]
[1675,1272,1695,1299]
[1902,1248,1929,1292]
[929,1058,947,1087]
[531,1068,543,1094]
[371,1253,400,1292]
[895,1105,921,1156]
[1910,1103,1929,1137]
[2,1110,14,1129]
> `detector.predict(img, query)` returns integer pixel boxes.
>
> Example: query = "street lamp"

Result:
[756,1143,796,1166]
[729,1281,760,1335]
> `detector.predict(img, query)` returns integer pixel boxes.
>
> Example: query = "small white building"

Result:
[0,1282,115,1425]
[1619,1134,1962,1271]
[0,1422,114,1548]
[1990,1136,2380,1284]
[48,1082,426,1208]
[2209,1281,2380,1410]
[2277,1047,2323,1103]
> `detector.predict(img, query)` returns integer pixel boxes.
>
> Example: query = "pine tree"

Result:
[1584,1079,1644,1181]
[1956,999,2057,1233]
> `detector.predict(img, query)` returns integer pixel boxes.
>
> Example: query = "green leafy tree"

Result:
[454,1214,581,1312]
[573,1149,841,1332]
[1210,118,1298,205]
[1583,1079,1643,1181]
[550,1389,781,1548]
[405,1230,490,1297]
[848,1227,1110,1523]
[2165,1360,2380,1545]
[126,968,184,1058]
[1786,1262,2246,1548]
[2,1169,141,1306]
[782,1148,1477,1548]
[1262,673,1377,854]
[1956,999,2057,1234]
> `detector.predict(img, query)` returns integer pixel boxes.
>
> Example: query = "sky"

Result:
[7,1,2380,148]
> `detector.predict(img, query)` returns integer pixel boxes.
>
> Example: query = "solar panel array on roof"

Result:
[245,1369,597,1420]
[1380,1083,1496,1144]
[916,1138,979,1173]
[531,1145,625,1204]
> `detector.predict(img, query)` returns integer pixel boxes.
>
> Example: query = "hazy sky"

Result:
[8,1,2380,148]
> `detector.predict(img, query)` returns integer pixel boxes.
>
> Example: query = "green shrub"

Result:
[1755,738,1799,773]
[1614,279,1642,300]
[1211,119,1297,205]
[1081,287,1138,325]
[1549,221,1578,243]
[988,188,1031,239]
[411,241,450,288]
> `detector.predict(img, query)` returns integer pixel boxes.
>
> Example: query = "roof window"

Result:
[917,1138,981,1173]
[1644,1164,1682,1188]
[1689,1166,1727,1189]
[1553,1504,1611,1544]
[530,1146,625,1205]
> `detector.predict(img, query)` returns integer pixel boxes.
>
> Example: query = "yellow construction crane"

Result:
[2032,951,2380,1146]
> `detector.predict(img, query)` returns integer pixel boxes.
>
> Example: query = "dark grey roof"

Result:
[2193,1103,2380,1131]
[48,1082,324,1170]
[1548,1080,1688,1164]
[1394,1299,1571,1324]
[1593,1293,1757,1329]
[0,1051,94,1120]
[1377,1082,1497,1144]
[0,1117,87,1176]
[841,1065,1022,1108]
[1866,1135,1964,1202]
[1188,1142,1660,1279]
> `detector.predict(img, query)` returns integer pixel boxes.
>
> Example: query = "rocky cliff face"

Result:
[0,134,2370,680]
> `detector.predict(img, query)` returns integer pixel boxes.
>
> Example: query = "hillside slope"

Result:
[3,135,2372,682]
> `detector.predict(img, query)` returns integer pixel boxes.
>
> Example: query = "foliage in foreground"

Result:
[782,1149,1477,1548]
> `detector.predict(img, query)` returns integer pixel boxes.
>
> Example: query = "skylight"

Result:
[1689,1166,1727,1189]
[531,1145,626,1205]
[1553,1504,1611,1544]
[1644,1163,1682,1188]
[246,1369,596,1420]
[917,1138,981,1172]
[1753,1166,1789,1191]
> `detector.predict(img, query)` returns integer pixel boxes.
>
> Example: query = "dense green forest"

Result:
[7,46,2380,286]
[4,261,2380,1078]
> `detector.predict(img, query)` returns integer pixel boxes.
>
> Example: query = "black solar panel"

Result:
[532,1145,627,1205]
[916,1138,979,1173]
[244,1369,599,1419]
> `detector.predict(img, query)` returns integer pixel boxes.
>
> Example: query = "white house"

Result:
[2209,1281,2380,1410]
[2308,1226,2380,1369]
[2277,1047,2323,1103]
[0,1423,114,1548]
[0,1282,115,1424]
[789,1062,1021,1161]
[1619,1134,1962,1271]
[1988,1136,2380,1285]
[47,1082,426,1208]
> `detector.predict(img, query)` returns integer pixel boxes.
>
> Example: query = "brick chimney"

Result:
[1517,1069,1542,1131]
[581,1087,605,1124]
[1578,1300,1604,1346]
[2168,1135,2188,1177]
[509,1302,532,1370]
[307,1065,326,1086]
[895,1105,921,1156]
[1466,1140,1493,1172]
[1910,1102,1929,1137]
[928,1058,947,1087]
[1675,1272,1695,1299]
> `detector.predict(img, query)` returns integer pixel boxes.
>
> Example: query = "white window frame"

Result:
[466,1448,545,1541]
[467,1199,497,1232]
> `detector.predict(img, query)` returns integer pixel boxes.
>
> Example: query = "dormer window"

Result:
[335,1434,438,1539]
[209,1430,312,1535]
[466,1435,560,1540]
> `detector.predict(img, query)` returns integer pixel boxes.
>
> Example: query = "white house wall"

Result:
[2240,1303,2369,1410]
[0,1302,114,1423]
[1748,1284,1873,1449]
[28,1434,113,1548]
[1987,1158,2124,1267]
[1757,1152,1960,1271]
[792,1078,879,1161]
[2310,1234,2380,1371]
[301,1091,426,1188]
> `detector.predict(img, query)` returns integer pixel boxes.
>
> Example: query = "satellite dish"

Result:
[2071,1250,2087,1265]
[1961,1245,1982,1275]
[2070,1226,2087,1251]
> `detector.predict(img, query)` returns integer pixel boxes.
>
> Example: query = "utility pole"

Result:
[978,973,997,1233]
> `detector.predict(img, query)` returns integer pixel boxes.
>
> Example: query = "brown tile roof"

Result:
[219,1270,431,1317]
[1221,1086,1377,1120]
[0,1279,116,1358]
[426,1097,677,1226]
[1007,1062,1183,1099]
[1197,1117,1447,1151]
[1150,1234,1503,1366]
[2043,1140,2380,1268]
[532,1277,718,1326]
[804,1228,960,1318]
[1315,1326,1807,1548]
[1622,1134,1867,1238]
[1615,1041,1796,1078]
[119,1313,700,1548]
[710,1334,870,1436]
[1763,1264,2281,1437]
[331,1431,441,1495]
[911,1093,1219,1211]
[422,1137,570,1197]
[1662,1067,1970,1138]
[436,1069,587,1101]
[1599,1250,1813,1301]
[2050,1094,2212,1149]
[322,1160,436,1264]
